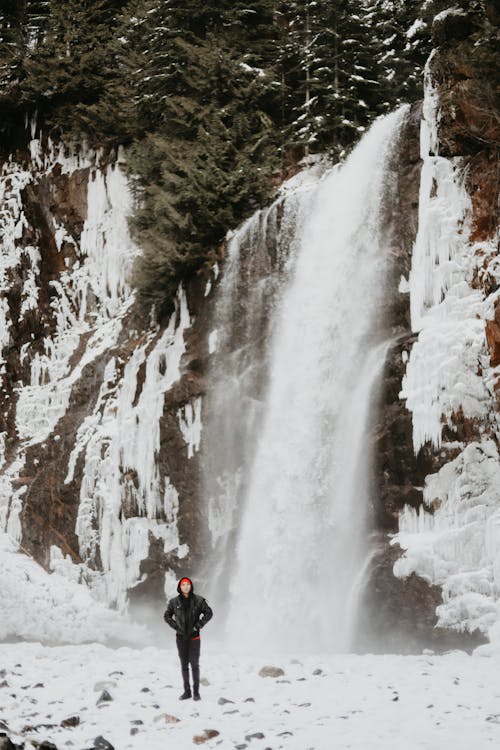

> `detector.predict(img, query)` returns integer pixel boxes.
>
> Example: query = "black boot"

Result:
[193,689,201,701]
[179,688,191,700]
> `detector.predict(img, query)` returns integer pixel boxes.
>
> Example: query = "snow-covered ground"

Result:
[1,642,500,750]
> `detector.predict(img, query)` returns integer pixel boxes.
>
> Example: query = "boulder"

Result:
[258,666,284,678]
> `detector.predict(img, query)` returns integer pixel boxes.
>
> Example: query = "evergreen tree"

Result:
[128,31,277,311]
[277,0,384,159]
[0,0,129,143]
[0,0,439,312]
[0,1,50,134]
[368,0,432,112]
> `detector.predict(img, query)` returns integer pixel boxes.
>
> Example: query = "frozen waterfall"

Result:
[203,108,408,653]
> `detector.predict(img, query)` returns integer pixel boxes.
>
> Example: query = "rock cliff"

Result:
[0,4,498,650]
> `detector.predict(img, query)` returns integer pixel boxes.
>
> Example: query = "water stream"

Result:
[203,108,407,653]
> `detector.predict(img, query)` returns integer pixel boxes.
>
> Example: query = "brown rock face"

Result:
[485,296,500,368]
[430,8,499,161]
[428,1,499,255]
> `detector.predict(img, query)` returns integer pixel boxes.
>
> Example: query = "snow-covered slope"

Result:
[0,532,147,645]
[1,640,500,750]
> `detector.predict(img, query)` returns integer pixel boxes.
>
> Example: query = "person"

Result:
[164,576,213,700]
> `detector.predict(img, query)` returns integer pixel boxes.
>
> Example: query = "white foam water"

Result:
[204,108,407,653]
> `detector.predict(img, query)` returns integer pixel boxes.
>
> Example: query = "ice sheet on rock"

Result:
[15,163,139,446]
[394,440,500,635]
[396,56,500,642]
[0,451,26,542]
[65,290,190,608]
[401,67,499,454]
[178,397,202,458]
[1,140,187,614]
[0,532,147,645]
[0,168,33,378]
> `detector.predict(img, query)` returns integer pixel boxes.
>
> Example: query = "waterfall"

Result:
[203,109,407,653]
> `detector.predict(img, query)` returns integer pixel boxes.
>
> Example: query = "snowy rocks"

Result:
[258,666,284,678]
[0,735,22,750]
[93,681,116,693]
[217,697,234,705]
[429,6,498,161]
[153,714,180,724]
[431,8,478,46]
[60,716,80,728]
[91,737,114,750]
[192,729,220,744]
[96,690,113,706]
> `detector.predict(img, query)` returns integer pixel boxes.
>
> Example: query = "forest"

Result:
[0,1,442,309]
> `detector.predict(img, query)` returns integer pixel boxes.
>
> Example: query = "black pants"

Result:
[176,635,201,692]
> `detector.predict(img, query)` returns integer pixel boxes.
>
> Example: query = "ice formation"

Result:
[0,137,189,617]
[395,69,500,640]
[178,397,202,459]
[395,441,500,633]
[0,532,147,645]
[66,290,191,608]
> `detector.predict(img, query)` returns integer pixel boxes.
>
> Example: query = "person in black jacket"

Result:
[164,576,213,700]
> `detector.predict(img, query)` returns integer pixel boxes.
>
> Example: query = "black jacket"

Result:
[164,592,213,638]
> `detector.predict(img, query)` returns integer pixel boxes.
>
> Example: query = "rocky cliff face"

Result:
[0,4,498,650]
[0,140,218,612]
[363,4,499,652]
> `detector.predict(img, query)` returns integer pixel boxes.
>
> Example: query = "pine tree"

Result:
[368,0,432,112]
[276,0,384,159]
[0,0,130,143]
[0,1,50,135]
[128,31,277,311]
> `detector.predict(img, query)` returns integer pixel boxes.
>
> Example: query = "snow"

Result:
[406,18,426,38]
[434,7,468,23]
[178,397,202,459]
[0,640,500,750]
[208,329,219,354]
[0,532,147,646]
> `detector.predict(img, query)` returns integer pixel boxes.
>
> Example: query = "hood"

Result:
[177,576,194,594]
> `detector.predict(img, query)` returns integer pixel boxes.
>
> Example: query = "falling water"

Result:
[203,109,407,653]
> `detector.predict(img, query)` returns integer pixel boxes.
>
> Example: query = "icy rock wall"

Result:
[0,138,194,614]
[394,61,500,640]
[66,290,191,609]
